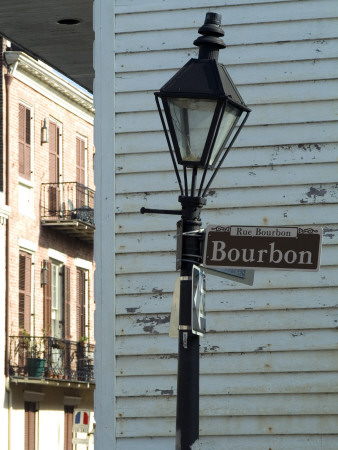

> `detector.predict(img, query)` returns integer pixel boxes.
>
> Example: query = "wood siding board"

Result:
[116,393,338,418]
[115,39,338,75]
[115,266,337,295]
[116,142,338,174]
[115,286,338,315]
[115,328,338,356]
[116,350,338,377]
[116,79,338,114]
[115,123,338,155]
[116,371,338,397]
[116,0,335,14]
[116,308,338,336]
[115,164,338,194]
[115,100,338,132]
[116,435,338,450]
[115,204,338,234]
[115,0,304,14]
[116,19,338,53]
[115,184,338,214]
[115,415,338,437]
[115,1,338,33]
[116,59,338,94]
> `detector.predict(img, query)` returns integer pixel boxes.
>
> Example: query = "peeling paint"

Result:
[291,332,304,337]
[152,287,163,295]
[126,307,140,313]
[143,325,157,334]
[206,190,217,197]
[203,345,220,352]
[306,186,327,198]
[323,228,338,239]
[155,388,174,395]
[136,315,170,334]
[136,315,170,326]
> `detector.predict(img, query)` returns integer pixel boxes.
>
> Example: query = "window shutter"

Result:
[43,261,52,332]
[63,266,71,340]
[24,401,36,450]
[18,104,31,179]
[76,137,86,185]
[19,252,31,333]
[76,137,86,208]
[64,406,74,450]
[76,269,86,340]
[49,122,60,216]
[49,122,58,183]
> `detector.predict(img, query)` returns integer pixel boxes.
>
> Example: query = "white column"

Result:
[93,0,117,448]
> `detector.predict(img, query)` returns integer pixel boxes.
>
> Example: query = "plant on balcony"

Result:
[19,330,46,378]
[79,336,88,345]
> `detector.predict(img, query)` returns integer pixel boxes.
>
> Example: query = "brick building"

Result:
[0,37,95,449]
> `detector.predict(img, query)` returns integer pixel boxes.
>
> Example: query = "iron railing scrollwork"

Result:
[40,181,95,226]
[9,336,95,383]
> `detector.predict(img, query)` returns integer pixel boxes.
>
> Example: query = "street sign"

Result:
[201,266,254,285]
[192,266,206,336]
[203,225,322,271]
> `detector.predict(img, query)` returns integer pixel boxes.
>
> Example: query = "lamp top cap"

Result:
[197,12,224,38]
[194,12,225,55]
[204,12,222,26]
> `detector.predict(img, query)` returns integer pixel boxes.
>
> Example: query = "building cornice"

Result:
[4,51,94,116]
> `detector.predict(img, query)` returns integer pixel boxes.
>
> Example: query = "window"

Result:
[76,269,88,341]
[43,261,52,333]
[48,121,61,216]
[43,261,70,340]
[51,262,63,339]
[18,104,31,180]
[76,136,87,208]
[76,136,87,186]
[19,251,32,332]
[64,266,71,340]
[24,401,37,450]
[64,406,74,450]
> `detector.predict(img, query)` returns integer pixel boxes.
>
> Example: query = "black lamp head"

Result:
[155,12,251,197]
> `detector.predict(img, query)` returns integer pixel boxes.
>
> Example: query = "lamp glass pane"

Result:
[167,98,217,164]
[209,103,242,166]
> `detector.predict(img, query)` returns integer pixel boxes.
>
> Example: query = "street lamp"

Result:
[141,11,250,450]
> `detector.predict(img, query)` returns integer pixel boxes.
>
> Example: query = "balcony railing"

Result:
[9,336,95,383]
[40,182,95,242]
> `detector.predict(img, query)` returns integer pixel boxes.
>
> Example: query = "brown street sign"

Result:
[203,225,322,271]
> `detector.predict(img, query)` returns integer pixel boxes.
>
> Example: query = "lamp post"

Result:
[141,12,250,449]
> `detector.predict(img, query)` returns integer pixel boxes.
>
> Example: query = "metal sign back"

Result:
[203,225,322,271]
[201,266,254,285]
[192,265,206,336]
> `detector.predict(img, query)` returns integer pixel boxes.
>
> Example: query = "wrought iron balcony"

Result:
[40,182,95,242]
[9,336,95,384]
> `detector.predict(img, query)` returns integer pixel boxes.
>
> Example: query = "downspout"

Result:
[5,70,14,450]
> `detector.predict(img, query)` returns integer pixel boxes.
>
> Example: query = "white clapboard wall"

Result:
[94,0,338,448]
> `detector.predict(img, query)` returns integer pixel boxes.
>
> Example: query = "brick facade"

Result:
[1,45,95,449]
[5,67,95,343]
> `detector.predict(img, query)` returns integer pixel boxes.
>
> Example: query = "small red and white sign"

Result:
[73,410,90,433]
